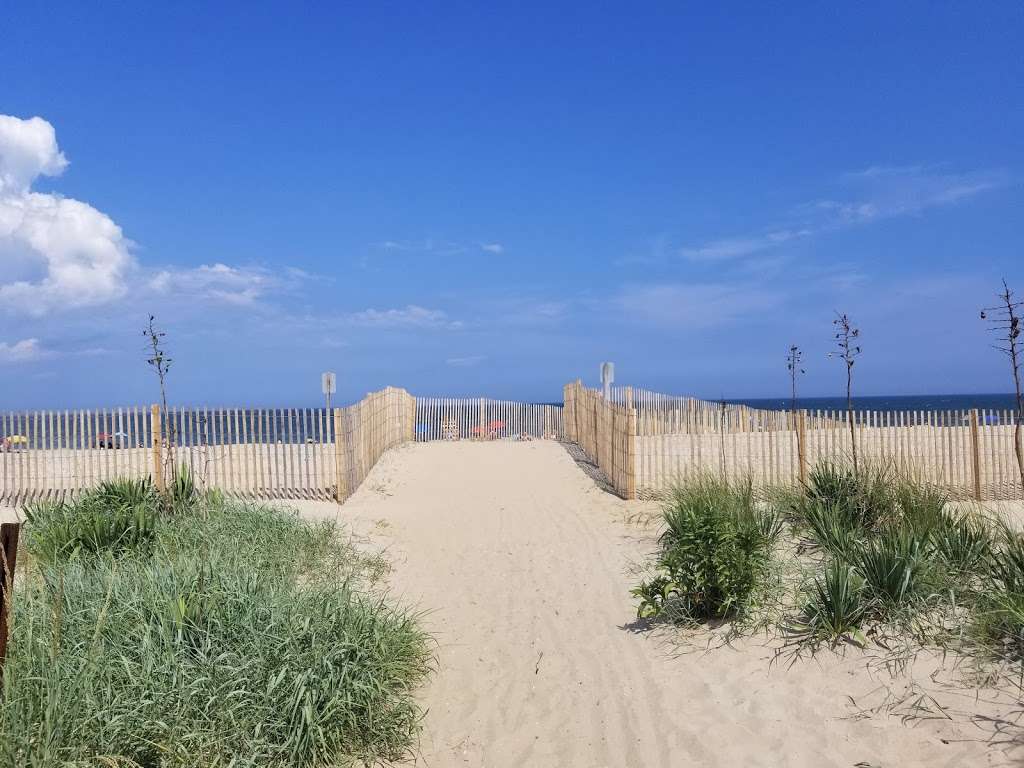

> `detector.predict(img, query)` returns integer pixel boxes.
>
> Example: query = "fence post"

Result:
[574,379,582,444]
[565,382,573,438]
[479,397,486,441]
[150,404,164,493]
[0,521,21,684]
[403,393,411,442]
[334,407,347,503]
[970,409,983,501]
[798,410,808,487]
[565,383,576,441]
[625,387,637,500]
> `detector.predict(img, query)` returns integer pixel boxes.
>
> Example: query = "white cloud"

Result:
[0,114,134,315]
[371,238,504,257]
[0,115,68,194]
[681,229,811,261]
[149,263,281,306]
[0,337,48,364]
[346,304,463,330]
[825,164,1004,218]
[680,165,1005,263]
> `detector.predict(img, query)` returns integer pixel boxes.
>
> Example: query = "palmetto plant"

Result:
[802,501,863,560]
[854,529,929,607]
[796,562,869,646]
[23,490,158,564]
[931,511,992,574]
[171,462,198,513]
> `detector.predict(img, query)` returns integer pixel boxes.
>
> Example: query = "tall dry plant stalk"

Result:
[787,344,805,466]
[829,313,861,473]
[718,398,728,479]
[981,280,1024,492]
[143,315,175,484]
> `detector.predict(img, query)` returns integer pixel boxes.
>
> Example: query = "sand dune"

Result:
[294,440,1019,768]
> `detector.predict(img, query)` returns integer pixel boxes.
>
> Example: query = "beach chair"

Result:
[441,418,460,440]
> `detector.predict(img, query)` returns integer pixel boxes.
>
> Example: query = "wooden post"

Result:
[479,397,486,441]
[334,407,347,503]
[403,393,411,442]
[796,409,807,484]
[150,404,164,493]
[625,387,637,500]
[573,379,582,444]
[0,521,21,683]
[970,408,983,501]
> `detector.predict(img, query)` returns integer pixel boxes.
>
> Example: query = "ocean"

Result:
[722,393,1021,414]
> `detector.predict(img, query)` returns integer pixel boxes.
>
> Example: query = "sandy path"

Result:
[292,440,1011,768]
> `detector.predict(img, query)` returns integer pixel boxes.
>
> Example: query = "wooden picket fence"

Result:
[627,386,1024,500]
[0,387,415,506]
[414,397,563,441]
[563,381,636,498]
[562,381,1024,501]
[5,379,1020,505]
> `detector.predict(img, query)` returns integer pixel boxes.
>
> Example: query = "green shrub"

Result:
[633,476,780,621]
[2,495,430,767]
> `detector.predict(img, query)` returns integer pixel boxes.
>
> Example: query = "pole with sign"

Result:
[322,371,337,412]
[600,362,614,400]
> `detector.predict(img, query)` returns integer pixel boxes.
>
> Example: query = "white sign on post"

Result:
[322,371,337,411]
[600,362,614,400]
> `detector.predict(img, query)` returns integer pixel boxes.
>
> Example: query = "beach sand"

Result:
[289,440,1021,768]
[4,440,1022,766]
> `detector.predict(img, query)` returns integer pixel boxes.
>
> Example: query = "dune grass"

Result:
[635,459,1024,679]
[1,481,431,767]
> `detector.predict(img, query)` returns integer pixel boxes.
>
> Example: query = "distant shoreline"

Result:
[721,393,1020,413]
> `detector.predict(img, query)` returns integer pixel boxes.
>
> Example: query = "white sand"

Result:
[289,440,1020,767]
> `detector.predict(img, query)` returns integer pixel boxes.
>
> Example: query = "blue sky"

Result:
[1,2,1022,407]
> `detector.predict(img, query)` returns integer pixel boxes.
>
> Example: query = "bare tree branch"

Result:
[981,279,1024,491]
